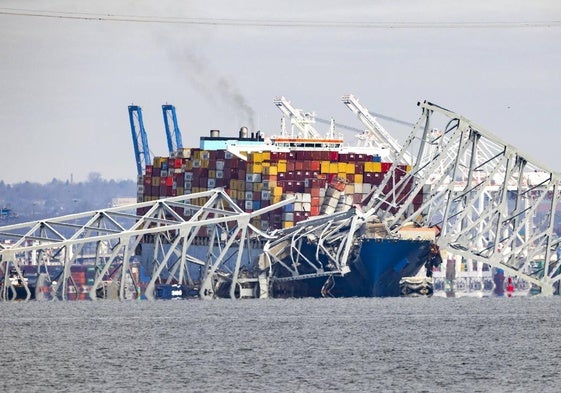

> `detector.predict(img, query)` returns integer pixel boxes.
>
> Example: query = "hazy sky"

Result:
[1,1,560,184]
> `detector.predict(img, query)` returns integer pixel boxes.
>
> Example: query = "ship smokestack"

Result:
[210,129,220,138]
[239,126,249,139]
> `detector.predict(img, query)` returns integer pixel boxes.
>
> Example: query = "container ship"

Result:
[133,96,439,298]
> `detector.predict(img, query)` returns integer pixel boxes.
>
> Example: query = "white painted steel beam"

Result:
[0,189,295,301]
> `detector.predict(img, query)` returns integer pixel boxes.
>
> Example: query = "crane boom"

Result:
[128,105,151,176]
[273,96,323,139]
[342,94,413,165]
[162,104,184,156]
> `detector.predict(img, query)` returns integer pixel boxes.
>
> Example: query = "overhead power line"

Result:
[1,7,560,29]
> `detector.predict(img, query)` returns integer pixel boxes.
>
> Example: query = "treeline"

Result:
[0,173,136,223]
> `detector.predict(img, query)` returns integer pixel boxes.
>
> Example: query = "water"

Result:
[1,296,560,392]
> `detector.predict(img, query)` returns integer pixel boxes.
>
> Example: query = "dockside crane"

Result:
[274,96,327,139]
[128,105,152,177]
[162,104,184,157]
[342,94,413,165]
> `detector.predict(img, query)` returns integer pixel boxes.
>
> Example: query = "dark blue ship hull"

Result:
[270,238,432,298]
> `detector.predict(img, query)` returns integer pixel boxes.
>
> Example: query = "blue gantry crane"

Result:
[162,104,183,156]
[128,105,152,176]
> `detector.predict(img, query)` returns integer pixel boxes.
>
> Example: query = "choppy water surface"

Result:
[1,296,560,392]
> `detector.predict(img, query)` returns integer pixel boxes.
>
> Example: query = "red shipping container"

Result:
[330,151,339,161]
[145,165,153,175]
[382,162,392,172]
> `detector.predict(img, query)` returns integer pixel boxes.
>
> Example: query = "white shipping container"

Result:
[244,200,253,210]
[207,178,216,188]
[246,173,262,183]
[216,170,224,179]
[261,190,271,200]
[283,213,294,222]
[184,172,193,181]
[245,191,253,200]
[216,160,225,170]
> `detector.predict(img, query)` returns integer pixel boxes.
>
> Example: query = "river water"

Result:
[1,296,560,392]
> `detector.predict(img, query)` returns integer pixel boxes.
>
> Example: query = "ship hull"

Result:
[270,238,432,298]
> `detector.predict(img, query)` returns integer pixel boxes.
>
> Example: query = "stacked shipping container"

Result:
[137,147,421,232]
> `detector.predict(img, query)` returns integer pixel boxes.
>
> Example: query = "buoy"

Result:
[506,277,515,297]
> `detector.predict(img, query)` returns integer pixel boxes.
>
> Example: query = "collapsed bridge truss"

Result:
[0,189,293,301]
[365,101,561,295]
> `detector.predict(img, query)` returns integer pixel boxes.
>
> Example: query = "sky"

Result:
[0,0,560,184]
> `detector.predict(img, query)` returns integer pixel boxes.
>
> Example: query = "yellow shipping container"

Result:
[337,162,347,173]
[365,162,382,173]
[346,163,356,174]
[273,186,283,196]
[277,160,287,173]
[321,161,331,173]
[283,221,294,229]
[248,163,263,173]
[253,183,263,192]
[208,170,216,179]
[355,174,364,184]
[238,191,246,200]
[251,152,263,163]
[153,157,167,168]
[152,177,161,187]
[272,195,283,204]
[201,159,210,168]
[176,187,184,195]
[262,151,271,161]
[264,166,278,175]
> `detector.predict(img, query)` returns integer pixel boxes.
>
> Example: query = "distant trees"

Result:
[0,176,136,223]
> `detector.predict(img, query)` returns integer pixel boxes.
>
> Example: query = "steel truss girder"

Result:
[365,100,561,295]
[260,208,373,294]
[0,189,295,301]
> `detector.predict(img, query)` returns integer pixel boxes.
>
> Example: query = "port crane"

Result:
[162,104,184,157]
[342,94,413,166]
[274,96,331,139]
[128,105,151,177]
